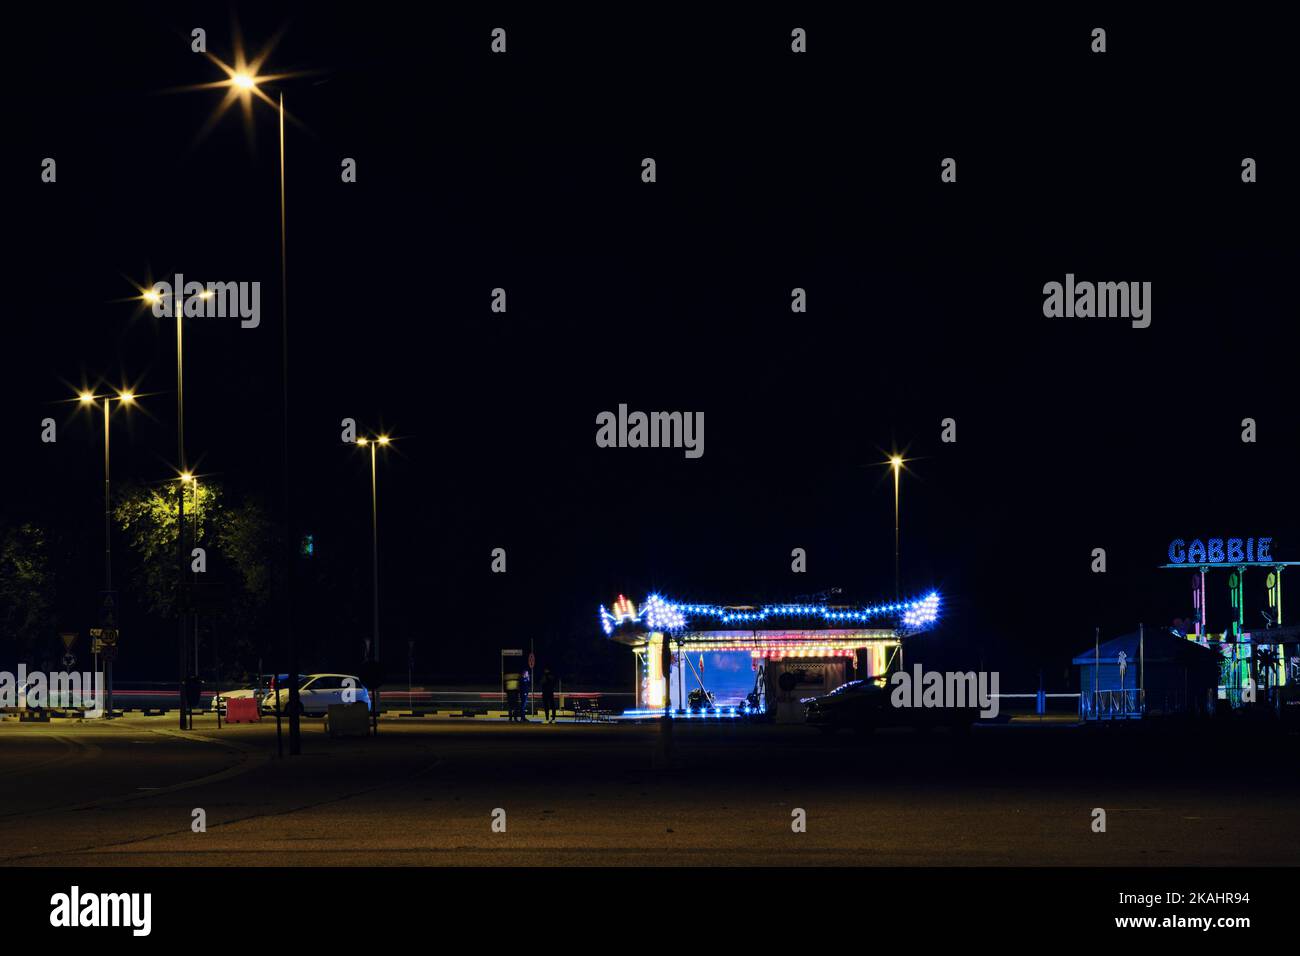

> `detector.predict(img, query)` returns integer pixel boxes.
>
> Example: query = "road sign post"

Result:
[60,633,79,708]
[95,593,119,718]
[528,647,536,716]
[90,627,118,716]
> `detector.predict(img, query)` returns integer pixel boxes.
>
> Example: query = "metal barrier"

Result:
[1081,689,1143,720]
[992,692,1081,716]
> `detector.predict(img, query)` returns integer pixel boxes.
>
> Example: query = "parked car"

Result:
[211,674,306,714]
[261,673,371,716]
[803,677,976,734]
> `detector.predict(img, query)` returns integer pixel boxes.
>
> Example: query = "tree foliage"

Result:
[0,522,54,655]
[114,481,277,630]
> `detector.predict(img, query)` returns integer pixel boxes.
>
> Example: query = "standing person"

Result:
[541,667,558,723]
[504,671,520,722]
[519,669,531,722]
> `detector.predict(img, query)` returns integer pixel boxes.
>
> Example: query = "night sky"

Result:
[6,5,1298,688]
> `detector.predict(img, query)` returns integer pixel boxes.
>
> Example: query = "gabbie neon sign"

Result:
[1167,537,1273,565]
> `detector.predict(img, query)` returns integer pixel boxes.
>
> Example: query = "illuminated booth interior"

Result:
[598,592,941,721]
[1161,536,1298,708]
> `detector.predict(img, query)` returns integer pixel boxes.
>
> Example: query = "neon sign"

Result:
[1167,537,1273,565]
[599,591,941,635]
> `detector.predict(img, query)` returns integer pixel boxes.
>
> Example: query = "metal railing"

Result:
[1081,689,1144,720]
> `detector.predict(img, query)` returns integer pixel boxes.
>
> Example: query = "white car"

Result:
[261,674,370,716]
[211,674,305,714]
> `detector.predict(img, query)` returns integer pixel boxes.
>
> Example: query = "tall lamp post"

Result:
[355,435,390,666]
[173,34,318,752]
[889,454,905,672]
[142,289,198,729]
[78,387,135,716]
[202,59,302,752]
[890,455,903,603]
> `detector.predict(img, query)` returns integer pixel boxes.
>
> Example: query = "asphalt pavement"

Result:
[0,715,1294,866]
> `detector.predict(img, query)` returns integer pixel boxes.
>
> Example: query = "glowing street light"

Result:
[74,387,139,595]
[889,455,906,604]
[132,285,194,729]
[169,25,320,753]
[352,433,392,668]
[72,385,139,718]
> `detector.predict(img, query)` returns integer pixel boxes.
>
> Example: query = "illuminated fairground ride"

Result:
[598,591,941,721]
[1161,536,1300,707]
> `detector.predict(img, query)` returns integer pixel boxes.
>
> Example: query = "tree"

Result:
[114,482,194,619]
[0,522,54,658]
[114,481,278,672]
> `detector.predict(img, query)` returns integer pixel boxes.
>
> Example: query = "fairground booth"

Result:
[1160,535,1299,710]
[597,591,941,721]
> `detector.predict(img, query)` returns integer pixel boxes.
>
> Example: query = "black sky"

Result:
[6,5,1298,687]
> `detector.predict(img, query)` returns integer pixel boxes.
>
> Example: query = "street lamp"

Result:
[889,455,904,604]
[178,34,316,754]
[75,386,137,717]
[140,288,200,730]
[354,434,391,667]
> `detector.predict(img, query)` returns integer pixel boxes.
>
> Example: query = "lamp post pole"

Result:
[893,461,901,603]
[370,439,379,666]
[102,398,114,716]
[279,92,302,755]
[80,387,132,715]
[354,431,391,723]
[890,455,903,671]
[103,399,111,594]
[192,476,201,727]
[177,300,188,730]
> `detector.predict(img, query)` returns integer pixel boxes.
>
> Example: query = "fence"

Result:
[1080,688,1144,720]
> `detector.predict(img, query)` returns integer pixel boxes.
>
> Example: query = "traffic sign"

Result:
[60,632,78,650]
[528,652,535,670]
[98,590,119,627]
[62,653,76,669]
[501,648,523,656]
[90,627,119,645]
